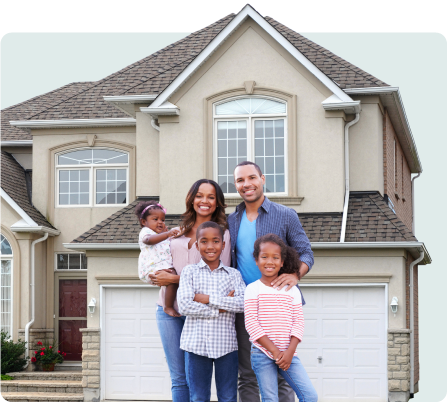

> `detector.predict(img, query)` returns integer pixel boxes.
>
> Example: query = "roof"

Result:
[1,151,56,229]
[1,82,94,141]
[3,9,389,131]
[71,192,415,244]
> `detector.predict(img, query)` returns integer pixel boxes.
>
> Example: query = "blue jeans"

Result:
[185,350,238,402]
[156,305,190,402]
[250,345,318,402]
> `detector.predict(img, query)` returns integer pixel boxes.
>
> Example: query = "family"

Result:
[137,161,319,402]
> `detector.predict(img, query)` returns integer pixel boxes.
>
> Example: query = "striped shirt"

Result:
[178,259,246,359]
[244,280,304,359]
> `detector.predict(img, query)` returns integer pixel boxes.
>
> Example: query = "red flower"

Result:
[49,346,53,349]
[40,347,45,351]
[31,357,37,363]
[58,350,61,353]
[62,352,67,357]
[37,341,42,346]
[34,351,38,354]
[40,352,44,356]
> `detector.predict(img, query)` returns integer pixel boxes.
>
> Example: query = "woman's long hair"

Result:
[179,179,228,235]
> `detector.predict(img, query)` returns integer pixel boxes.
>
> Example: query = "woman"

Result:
[150,179,231,402]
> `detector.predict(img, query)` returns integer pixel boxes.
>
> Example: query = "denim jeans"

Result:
[250,345,318,402]
[185,350,238,402]
[156,305,190,402]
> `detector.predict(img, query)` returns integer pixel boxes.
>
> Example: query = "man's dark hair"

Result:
[234,161,262,177]
[196,221,224,241]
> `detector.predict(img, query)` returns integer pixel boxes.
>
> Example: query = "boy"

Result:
[177,221,246,402]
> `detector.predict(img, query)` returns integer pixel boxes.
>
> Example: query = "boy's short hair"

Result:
[196,221,224,241]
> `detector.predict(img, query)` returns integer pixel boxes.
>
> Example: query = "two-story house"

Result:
[1,5,431,402]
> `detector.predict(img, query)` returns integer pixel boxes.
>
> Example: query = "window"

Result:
[56,254,87,270]
[1,235,13,336]
[56,148,128,207]
[214,96,287,195]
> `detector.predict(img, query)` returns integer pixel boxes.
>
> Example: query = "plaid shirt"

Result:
[228,196,314,270]
[178,259,246,358]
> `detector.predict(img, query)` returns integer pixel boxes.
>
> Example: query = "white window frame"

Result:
[55,147,129,208]
[213,95,288,197]
[54,252,87,271]
[1,234,13,337]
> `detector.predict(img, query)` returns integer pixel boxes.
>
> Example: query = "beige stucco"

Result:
[156,19,344,214]
[31,129,136,251]
[349,98,385,194]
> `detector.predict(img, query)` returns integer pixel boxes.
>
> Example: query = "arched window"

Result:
[1,234,13,336]
[214,96,287,195]
[56,148,128,207]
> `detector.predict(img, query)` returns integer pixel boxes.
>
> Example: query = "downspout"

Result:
[411,173,421,234]
[151,116,160,132]
[339,113,360,242]
[24,232,48,367]
[410,249,424,397]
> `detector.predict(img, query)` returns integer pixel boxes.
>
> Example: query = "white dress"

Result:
[138,227,174,283]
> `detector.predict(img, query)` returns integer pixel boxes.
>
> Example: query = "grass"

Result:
[1,374,14,380]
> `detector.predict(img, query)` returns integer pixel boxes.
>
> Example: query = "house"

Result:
[0,4,431,402]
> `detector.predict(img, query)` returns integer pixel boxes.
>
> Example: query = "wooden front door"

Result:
[58,279,87,361]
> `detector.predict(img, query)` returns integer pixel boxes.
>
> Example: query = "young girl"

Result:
[136,201,180,317]
[244,234,318,402]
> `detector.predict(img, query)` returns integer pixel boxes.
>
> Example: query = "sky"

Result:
[1,1,447,401]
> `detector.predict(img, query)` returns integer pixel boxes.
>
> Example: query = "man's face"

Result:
[234,165,265,203]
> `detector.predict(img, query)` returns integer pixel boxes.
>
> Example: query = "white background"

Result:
[0,29,447,402]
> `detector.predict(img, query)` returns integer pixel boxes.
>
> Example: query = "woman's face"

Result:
[193,183,217,220]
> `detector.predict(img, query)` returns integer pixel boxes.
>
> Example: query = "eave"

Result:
[9,118,136,129]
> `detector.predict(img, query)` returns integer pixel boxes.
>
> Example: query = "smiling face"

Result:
[141,209,166,233]
[256,241,283,282]
[193,183,217,218]
[196,227,225,269]
[234,164,265,204]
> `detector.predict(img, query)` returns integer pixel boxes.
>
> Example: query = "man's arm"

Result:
[208,271,246,313]
[286,209,314,272]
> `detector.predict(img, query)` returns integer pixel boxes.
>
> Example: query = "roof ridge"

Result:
[25,14,236,121]
[1,82,93,113]
[264,16,388,88]
[367,193,415,240]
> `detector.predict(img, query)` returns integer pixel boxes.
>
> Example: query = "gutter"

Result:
[409,250,425,397]
[11,225,60,236]
[411,173,421,234]
[1,140,33,147]
[24,232,48,367]
[340,113,360,242]
[9,118,136,129]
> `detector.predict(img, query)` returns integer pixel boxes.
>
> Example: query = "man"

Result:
[228,161,314,402]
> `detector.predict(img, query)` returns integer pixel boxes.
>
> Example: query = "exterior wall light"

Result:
[390,297,398,317]
[88,298,97,317]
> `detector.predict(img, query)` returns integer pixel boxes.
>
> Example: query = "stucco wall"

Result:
[157,20,344,214]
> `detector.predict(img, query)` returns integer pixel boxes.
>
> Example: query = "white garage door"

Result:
[300,285,387,402]
[103,287,218,401]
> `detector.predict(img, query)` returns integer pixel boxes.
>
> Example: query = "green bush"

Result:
[1,330,28,374]
[1,374,14,380]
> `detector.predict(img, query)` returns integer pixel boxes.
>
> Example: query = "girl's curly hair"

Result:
[253,234,301,276]
[134,201,164,227]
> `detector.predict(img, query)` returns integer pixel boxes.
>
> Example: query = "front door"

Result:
[58,279,87,361]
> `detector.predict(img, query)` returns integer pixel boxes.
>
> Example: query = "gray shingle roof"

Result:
[1,82,94,141]
[71,192,415,244]
[1,151,56,229]
[2,10,389,134]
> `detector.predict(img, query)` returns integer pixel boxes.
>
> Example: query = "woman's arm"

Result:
[221,230,232,267]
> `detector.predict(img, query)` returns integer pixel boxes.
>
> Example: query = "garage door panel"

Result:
[322,377,350,397]
[141,318,160,339]
[353,377,384,398]
[322,288,350,309]
[106,375,138,397]
[140,347,169,370]
[322,319,350,339]
[140,375,171,396]
[353,319,383,339]
[297,347,319,368]
[105,316,139,341]
[321,348,349,368]
[353,348,382,369]
[106,346,138,369]
[352,288,385,310]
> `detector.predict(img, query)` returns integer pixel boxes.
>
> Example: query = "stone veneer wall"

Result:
[18,329,54,371]
[388,329,411,402]
[81,327,100,402]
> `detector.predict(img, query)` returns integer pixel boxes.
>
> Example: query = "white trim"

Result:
[11,224,60,236]
[103,95,157,103]
[140,101,180,117]
[344,86,422,173]
[150,4,353,108]
[1,140,33,147]
[9,118,136,129]
[63,243,139,250]
[322,94,361,114]
[1,188,37,226]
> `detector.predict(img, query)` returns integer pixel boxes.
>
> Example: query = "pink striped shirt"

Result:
[156,229,231,310]
[244,280,304,359]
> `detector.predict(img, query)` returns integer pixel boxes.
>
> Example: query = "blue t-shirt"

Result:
[236,210,261,285]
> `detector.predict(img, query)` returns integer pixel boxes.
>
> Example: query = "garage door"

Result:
[300,285,387,402]
[104,287,219,401]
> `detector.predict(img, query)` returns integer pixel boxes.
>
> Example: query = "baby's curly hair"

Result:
[253,234,301,276]
[134,201,164,226]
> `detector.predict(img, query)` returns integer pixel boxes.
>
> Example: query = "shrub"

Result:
[1,374,14,380]
[31,340,65,366]
[1,330,28,374]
